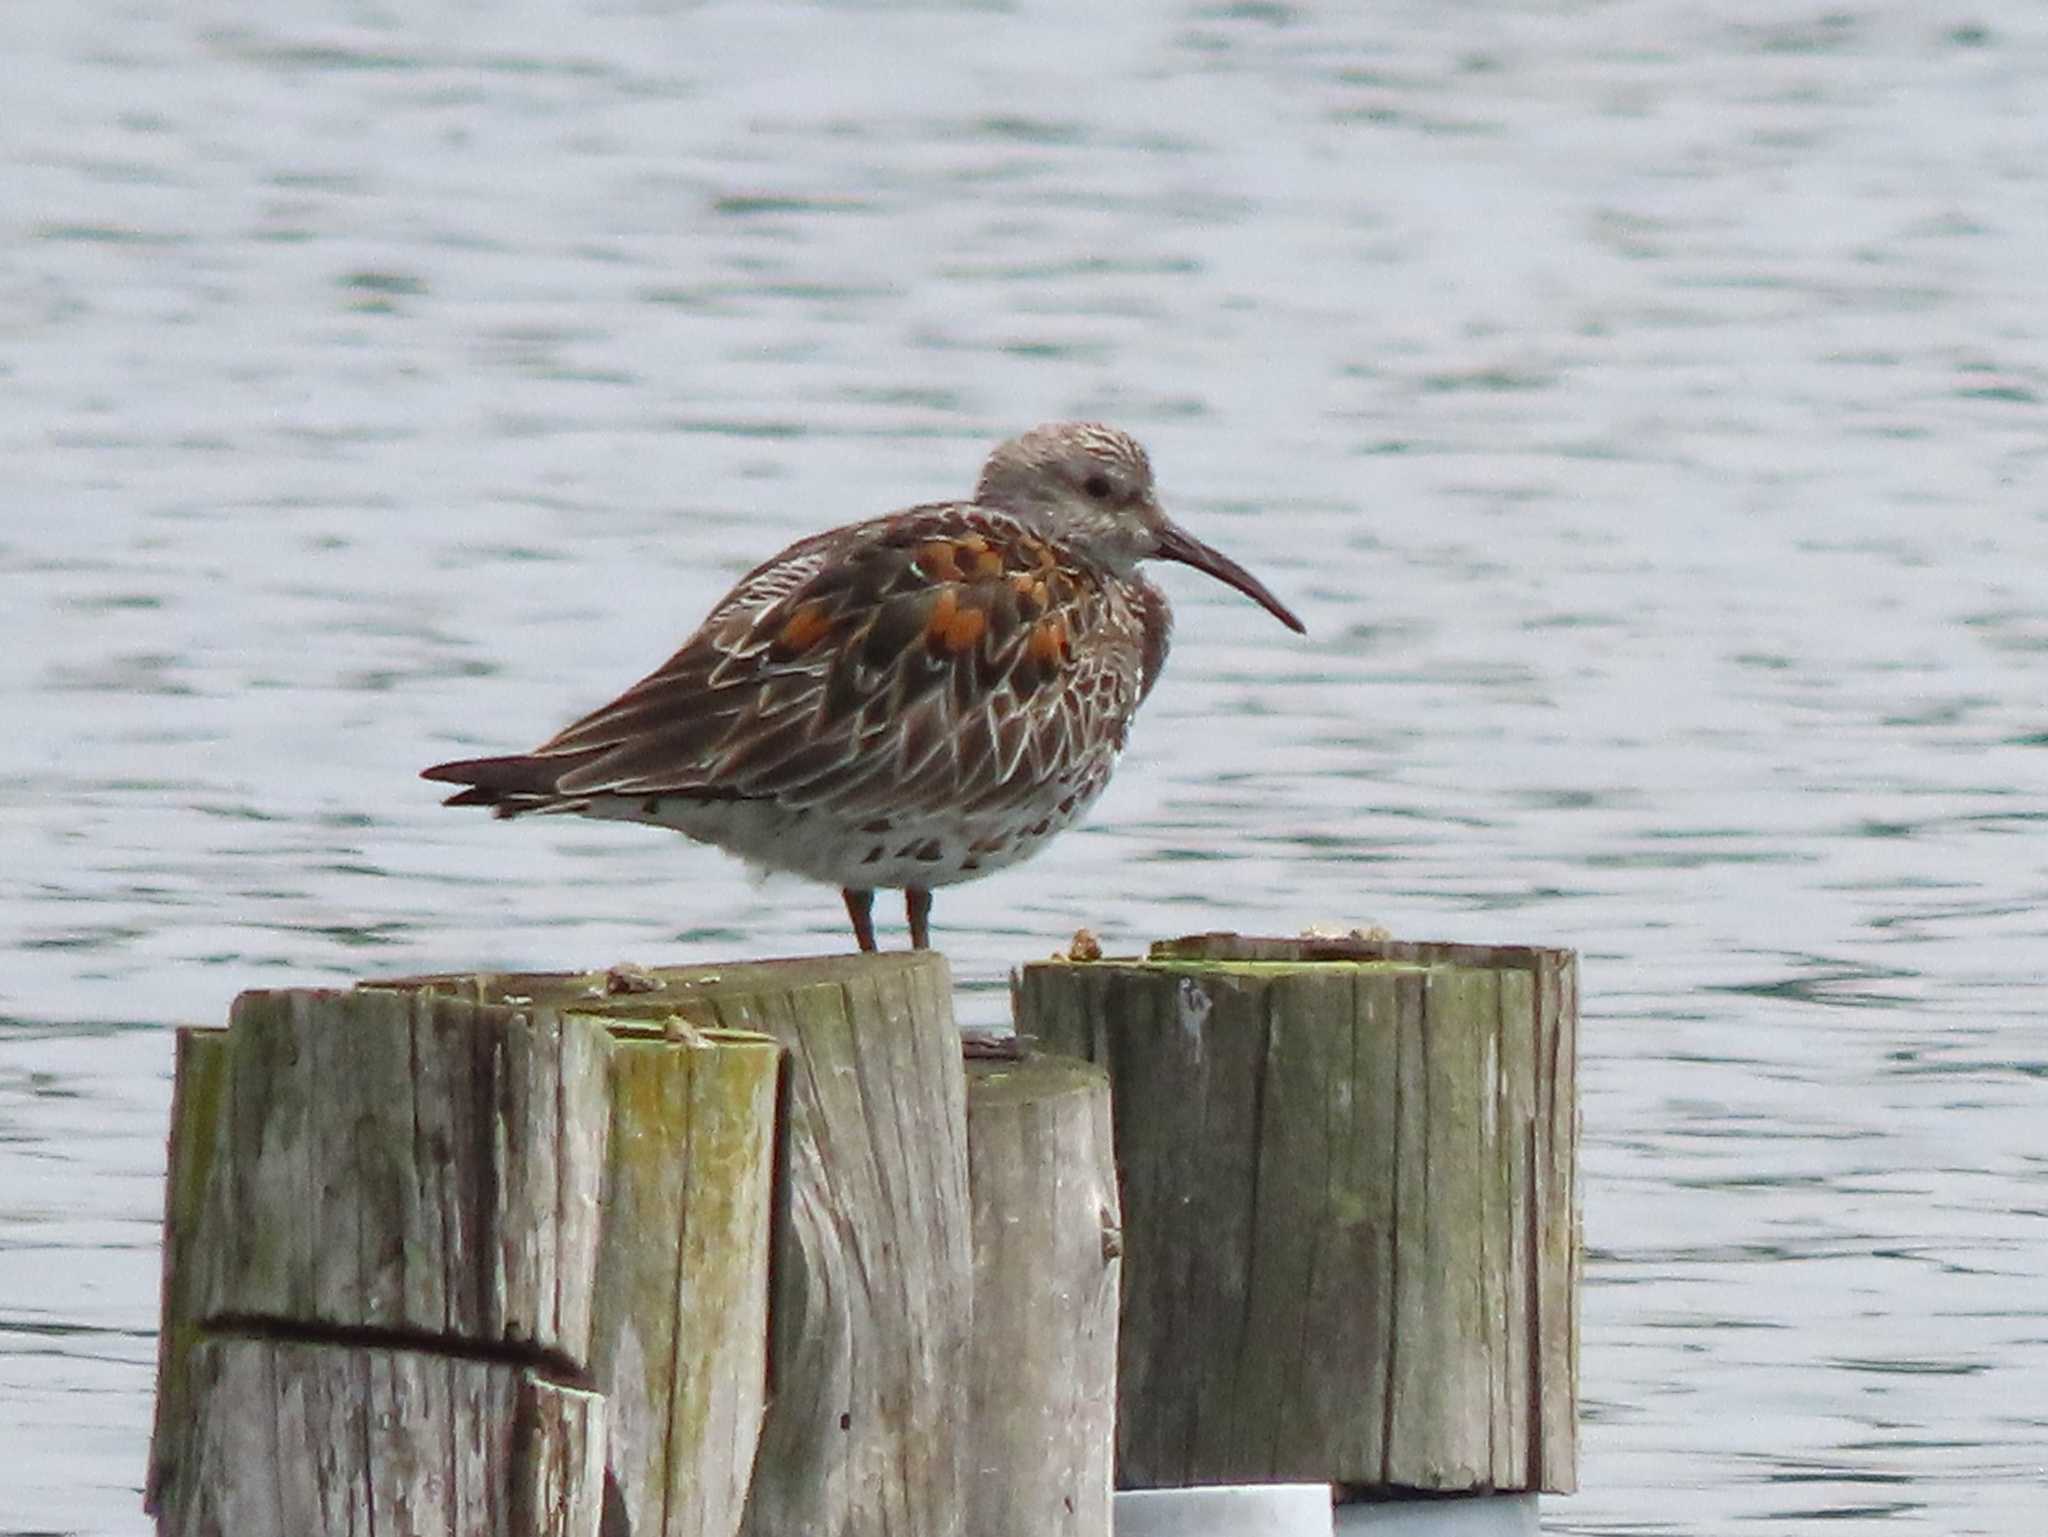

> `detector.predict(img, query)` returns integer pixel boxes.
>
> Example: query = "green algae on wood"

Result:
[590,1027,779,1537]
[147,1029,232,1515]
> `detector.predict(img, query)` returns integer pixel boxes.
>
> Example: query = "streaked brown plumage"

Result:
[423,422,1304,951]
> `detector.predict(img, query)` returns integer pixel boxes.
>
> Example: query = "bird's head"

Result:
[975,421,1305,633]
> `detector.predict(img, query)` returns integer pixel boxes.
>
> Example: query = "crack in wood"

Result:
[199,1314,599,1391]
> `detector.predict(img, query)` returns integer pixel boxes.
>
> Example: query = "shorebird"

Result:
[422,422,1304,951]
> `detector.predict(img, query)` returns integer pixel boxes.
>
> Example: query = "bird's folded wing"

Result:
[536,504,1140,819]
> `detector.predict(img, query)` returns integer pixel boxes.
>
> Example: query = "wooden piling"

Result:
[674,955,974,1537]
[147,953,974,1537]
[1014,933,1579,1497]
[150,933,1569,1532]
[149,988,646,1537]
[964,1052,1122,1537]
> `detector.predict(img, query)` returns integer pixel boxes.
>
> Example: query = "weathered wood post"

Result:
[963,1051,1121,1537]
[663,956,973,1537]
[1014,933,1579,1506]
[147,952,976,1537]
[147,987,669,1537]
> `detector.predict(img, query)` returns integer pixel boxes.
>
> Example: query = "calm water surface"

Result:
[4,3,2044,1532]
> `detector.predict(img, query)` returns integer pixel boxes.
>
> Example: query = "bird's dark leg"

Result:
[843,887,877,953]
[906,886,933,951]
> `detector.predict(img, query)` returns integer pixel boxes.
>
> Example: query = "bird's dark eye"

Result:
[1083,472,1114,500]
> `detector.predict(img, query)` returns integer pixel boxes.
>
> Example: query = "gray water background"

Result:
[3,2,2044,1531]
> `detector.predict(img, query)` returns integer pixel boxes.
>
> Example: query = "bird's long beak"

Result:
[1155,520,1306,633]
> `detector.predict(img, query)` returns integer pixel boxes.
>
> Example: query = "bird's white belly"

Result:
[574,773,1110,890]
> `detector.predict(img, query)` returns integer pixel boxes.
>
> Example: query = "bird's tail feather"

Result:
[421,751,605,816]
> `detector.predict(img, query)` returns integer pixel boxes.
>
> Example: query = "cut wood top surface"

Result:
[962,1053,1109,1105]
[1015,932,1575,973]
[1030,958,1496,973]
[370,950,951,1016]
[1146,933,1573,969]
